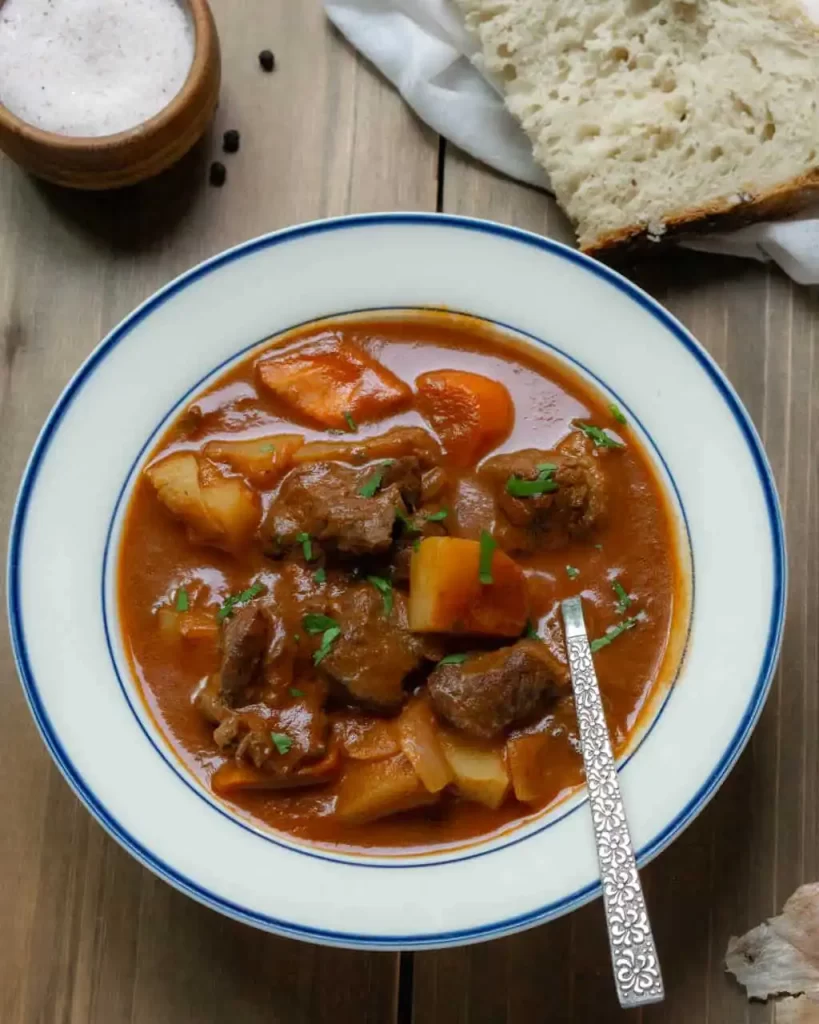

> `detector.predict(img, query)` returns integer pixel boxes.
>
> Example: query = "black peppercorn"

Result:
[222,129,240,154]
[259,49,275,72]
[209,161,227,187]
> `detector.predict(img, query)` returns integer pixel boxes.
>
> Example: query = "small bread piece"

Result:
[455,0,819,252]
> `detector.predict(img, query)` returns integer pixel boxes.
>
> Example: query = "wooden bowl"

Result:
[0,0,220,189]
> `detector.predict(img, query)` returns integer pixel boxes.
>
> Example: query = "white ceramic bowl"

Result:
[7,214,785,949]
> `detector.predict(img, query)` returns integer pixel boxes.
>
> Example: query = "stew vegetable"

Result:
[119,314,687,851]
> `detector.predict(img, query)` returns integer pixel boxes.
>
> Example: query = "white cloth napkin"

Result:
[325,0,819,284]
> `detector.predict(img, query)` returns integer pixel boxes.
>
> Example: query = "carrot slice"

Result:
[256,337,411,429]
[415,370,514,466]
[408,536,528,637]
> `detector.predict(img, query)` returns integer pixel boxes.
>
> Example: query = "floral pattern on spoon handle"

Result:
[561,596,665,1008]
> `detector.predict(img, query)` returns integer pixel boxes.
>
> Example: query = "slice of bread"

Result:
[454,0,819,253]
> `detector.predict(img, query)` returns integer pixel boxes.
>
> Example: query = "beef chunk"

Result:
[220,603,270,705]
[428,639,569,738]
[481,434,606,553]
[262,460,422,558]
[317,585,430,710]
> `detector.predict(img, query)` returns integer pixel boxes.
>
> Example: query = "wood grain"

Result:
[408,145,819,1024]
[0,3,436,1022]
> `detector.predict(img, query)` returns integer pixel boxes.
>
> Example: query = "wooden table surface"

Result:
[1,3,817,1022]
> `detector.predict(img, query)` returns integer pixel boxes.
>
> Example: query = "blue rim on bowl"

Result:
[6,213,786,949]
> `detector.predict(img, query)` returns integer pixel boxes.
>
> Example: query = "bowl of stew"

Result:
[7,214,784,948]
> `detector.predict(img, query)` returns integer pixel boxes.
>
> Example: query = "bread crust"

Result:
[582,167,819,256]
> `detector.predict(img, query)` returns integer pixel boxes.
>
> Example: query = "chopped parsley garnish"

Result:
[217,582,265,622]
[313,626,342,665]
[438,653,469,666]
[612,578,631,614]
[609,403,627,425]
[296,531,314,562]
[594,543,603,551]
[524,619,540,640]
[395,506,420,533]
[313,567,327,584]
[425,508,449,522]
[478,530,496,585]
[412,538,421,552]
[303,613,339,634]
[566,565,580,580]
[344,411,358,433]
[506,462,558,498]
[260,442,276,453]
[576,422,625,449]
[367,575,394,616]
[590,617,638,653]
[358,460,395,498]
[289,687,305,698]
[175,588,189,612]
[271,732,293,755]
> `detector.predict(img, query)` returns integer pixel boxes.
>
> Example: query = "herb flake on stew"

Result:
[175,588,189,612]
[395,506,420,533]
[344,411,358,433]
[303,613,339,635]
[576,422,625,449]
[358,459,396,498]
[313,626,342,665]
[566,565,580,580]
[609,403,627,425]
[271,732,293,755]
[612,578,631,614]
[367,575,394,616]
[478,530,496,585]
[313,567,327,584]
[438,653,469,666]
[260,442,276,453]
[505,462,558,498]
[289,687,305,698]
[412,538,421,552]
[217,582,266,621]
[425,508,449,522]
[590,617,638,653]
[296,531,314,562]
[524,619,540,640]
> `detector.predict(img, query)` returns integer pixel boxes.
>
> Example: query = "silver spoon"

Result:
[561,596,665,1008]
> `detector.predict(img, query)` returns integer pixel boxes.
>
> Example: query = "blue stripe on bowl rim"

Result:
[6,213,786,949]
[99,305,694,867]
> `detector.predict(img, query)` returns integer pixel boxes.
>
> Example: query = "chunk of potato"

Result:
[157,607,220,643]
[157,607,183,639]
[179,611,220,643]
[415,370,514,466]
[395,697,453,793]
[146,452,260,551]
[409,536,528,636]
[200,476,261,550]
[256,338,412,430]
[439,730,510,809]
[203,433,304,484]
[335,753,438,825]
[146,452,221,542]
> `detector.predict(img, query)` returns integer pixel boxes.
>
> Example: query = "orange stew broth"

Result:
[118,313,689,853]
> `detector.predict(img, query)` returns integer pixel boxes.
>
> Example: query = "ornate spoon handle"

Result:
[561,596,665,1008]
